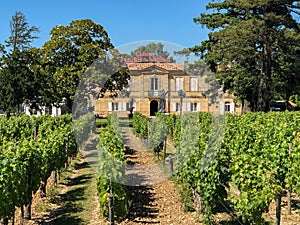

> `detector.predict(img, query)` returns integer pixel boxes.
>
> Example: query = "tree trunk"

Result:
[40,180,47,198]
[20,206,24,225]
[257,77,270,112]
[25,201,31,220]
[52,170,57,186]
[275,193,281,225]
[57,170,60,184]
[287,190,292,215]
[11,210,15,225]
[259,41,272,112]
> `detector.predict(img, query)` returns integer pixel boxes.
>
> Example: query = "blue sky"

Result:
[0,0,211,50]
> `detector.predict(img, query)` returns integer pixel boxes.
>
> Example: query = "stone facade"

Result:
[95,63,240,117]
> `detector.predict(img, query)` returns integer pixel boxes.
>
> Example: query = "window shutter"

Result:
[176,77,183,91]
[190,77,198,91]
[188,102,192,112]
[230,102,235,114]
[197,103,201,112]
[171,103,176,112]
[122,102,126,111]
[133,102,136,111]
[108,102,112,111]
[182,102,186,112]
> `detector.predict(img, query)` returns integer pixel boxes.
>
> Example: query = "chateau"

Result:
[95,62,240,117]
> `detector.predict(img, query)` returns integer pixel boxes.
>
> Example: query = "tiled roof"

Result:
[127,63,184,71]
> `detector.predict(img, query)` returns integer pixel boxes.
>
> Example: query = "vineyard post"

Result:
[287,142,292,215]
[163,136,167,166]
[171,116,174,141]
[65,136,69,169]
[25,127,38,221]
[147,121,150,144]
[34,126,37,141]
[169,154,174,176]
[109,182,114,225]
[275,192,281,225]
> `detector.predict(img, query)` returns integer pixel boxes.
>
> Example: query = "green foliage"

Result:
[41,19,130,111]
[96,178,130,221]
[173,111,300,224]
[0,11,40,116]
[97,113,130,221]
[0,114,77,220]
[107,112,122,140]
[149,114,168,154]
[131,112,150,138]
[72,114,95,148]
[190,1,300,112]
[174,113,229,224]
[128,42,176,62]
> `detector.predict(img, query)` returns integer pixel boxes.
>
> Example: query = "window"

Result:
[190,77,198,92]
[112,102,119,111]
[151,77,158,90]
[225,102,231,113]
[45,106,52,115]
[175,103,180,112]
[190,103,198,112]
[175,77,183,91]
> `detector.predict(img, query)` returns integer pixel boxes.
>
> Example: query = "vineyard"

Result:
[0,115,77,225]
[132,112,300,225]
[1,112,300,225]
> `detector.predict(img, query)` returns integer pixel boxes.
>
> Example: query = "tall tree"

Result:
[190,1,300,112]
[41,19,129,112]
[126,42,176,62]
[0,11,39,117]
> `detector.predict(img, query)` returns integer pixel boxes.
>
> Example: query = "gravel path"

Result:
[119,127,201,225]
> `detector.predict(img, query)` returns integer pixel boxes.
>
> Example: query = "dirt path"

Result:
[119,127,201,225]
[23,127,200,225]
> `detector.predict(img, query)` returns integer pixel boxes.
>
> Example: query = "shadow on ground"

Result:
[33,161,93,225]
[124,185,159,224]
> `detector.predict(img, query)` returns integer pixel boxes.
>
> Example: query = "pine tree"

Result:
[0,11,39,116]
[191,1,300,112]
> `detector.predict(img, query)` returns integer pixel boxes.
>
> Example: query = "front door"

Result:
[150,100,158,116]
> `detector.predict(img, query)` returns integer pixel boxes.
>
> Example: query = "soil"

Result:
[119,128,201,225]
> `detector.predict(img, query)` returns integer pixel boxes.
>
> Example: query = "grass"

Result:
[34,154,99,225]
[95,118,108,128]
[35,201,51,213]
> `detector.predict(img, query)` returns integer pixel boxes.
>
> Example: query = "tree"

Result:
[120,42,176,63]
[0,11,39,117]
[41,19,129,112]
[190,1,300,112]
